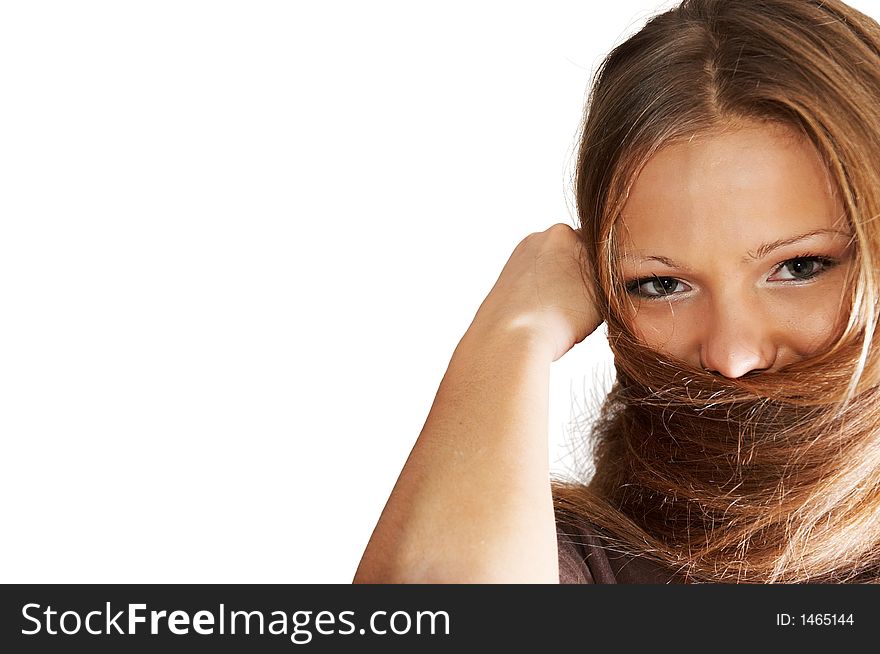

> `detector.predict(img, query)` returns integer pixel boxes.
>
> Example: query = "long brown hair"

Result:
[552,0,880,583]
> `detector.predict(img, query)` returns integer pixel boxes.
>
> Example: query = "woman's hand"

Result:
[472,223,604,363]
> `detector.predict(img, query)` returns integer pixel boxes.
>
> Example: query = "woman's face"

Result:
[617,121,855,378]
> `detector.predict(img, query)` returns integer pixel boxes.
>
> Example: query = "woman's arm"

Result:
[353,316,558,583]
[353,224,601,583]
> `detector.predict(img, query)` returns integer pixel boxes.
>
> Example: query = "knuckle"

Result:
[548,223,574,235]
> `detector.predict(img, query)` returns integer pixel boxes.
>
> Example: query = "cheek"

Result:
[625,304,696,356]
[779,290,849,355]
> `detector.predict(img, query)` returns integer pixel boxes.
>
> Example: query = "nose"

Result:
[700,301,778,379]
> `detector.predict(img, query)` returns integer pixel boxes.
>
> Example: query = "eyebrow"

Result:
[624,228,853,272]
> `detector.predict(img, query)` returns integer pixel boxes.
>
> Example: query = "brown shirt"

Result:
[557,518,685,584]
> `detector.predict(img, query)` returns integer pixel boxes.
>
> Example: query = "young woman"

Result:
[354,0,880,584]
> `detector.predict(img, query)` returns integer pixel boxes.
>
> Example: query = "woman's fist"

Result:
[473,224,604,363]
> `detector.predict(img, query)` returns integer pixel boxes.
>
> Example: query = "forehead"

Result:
[617,123,847,253]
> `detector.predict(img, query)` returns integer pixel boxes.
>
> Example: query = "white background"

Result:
[3,0,878,583]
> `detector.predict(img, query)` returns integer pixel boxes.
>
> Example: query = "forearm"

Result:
[353,317,558,583]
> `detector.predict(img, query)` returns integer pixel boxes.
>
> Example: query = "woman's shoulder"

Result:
[556,514,685,584]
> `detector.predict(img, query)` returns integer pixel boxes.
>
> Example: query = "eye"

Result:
[624,274,690,300]
[770,255,839,282]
